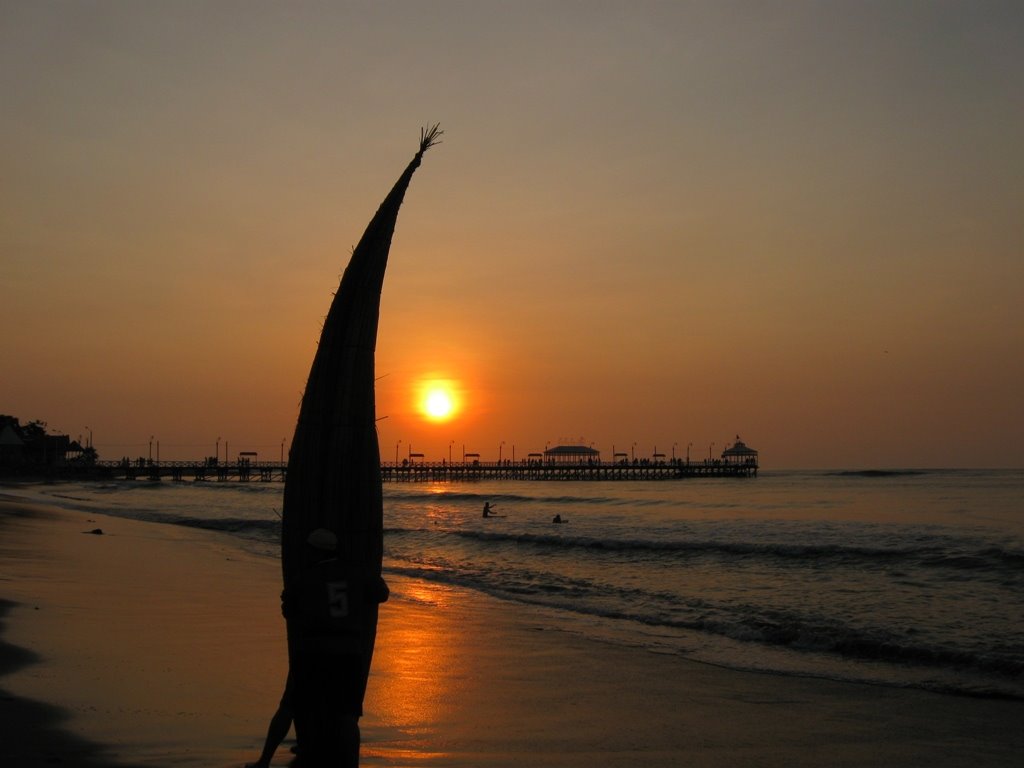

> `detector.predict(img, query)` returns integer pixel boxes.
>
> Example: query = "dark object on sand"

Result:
[281,125,441,766]
[83,528,104,535]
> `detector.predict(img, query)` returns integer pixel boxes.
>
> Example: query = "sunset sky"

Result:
[3,1,1022,469]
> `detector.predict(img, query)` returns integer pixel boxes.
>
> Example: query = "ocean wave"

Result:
[918,547,1024,574]
[385,488,637,507]
[693,611,1024,684]
[385,526,1023,576]
[826,469,929,478]
[166,515,280,538]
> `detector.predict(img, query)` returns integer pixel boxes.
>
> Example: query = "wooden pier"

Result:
[87,459,756,483]
[383,460,756,481]
[97,460,288,483]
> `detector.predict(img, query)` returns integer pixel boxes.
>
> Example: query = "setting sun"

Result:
[425,389,454,419]
[416,379,461,423]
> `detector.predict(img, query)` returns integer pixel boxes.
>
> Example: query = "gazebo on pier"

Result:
[543,444,601,465]
[721,436,758,467]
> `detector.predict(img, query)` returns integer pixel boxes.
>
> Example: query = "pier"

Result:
[383,460,756,482]
[82,457,756,483]
[95,460,288,483]
[58,439,760,483]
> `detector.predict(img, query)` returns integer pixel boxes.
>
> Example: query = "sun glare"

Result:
[425,389,454,419]
[417,379,460,423]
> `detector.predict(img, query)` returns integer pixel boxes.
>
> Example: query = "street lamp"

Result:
[449,440,454,464]
[499,441,505,464]
[395,440,402,467]
[709,442,715,461]
[216,436,221,463]
[84,426,92,449]
[280,438,285,464]
[149,435,154,463]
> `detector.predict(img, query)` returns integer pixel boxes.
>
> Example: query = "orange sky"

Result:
[2,2,1022,468]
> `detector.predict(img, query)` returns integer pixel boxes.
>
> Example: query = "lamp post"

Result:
[709,442,715,462]
[280,438,285,464]
[149,435,154,463]
[499,441,505,464]
[395,440,402,467]
[216,436,221,464]
[687,442,693,464]
[449,440,454,464]
[84,426,92,449]
[672,442,678,461]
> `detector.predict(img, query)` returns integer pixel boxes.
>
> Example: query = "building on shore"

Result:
[0,417,77,471]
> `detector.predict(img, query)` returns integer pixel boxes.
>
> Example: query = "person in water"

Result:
[552,514,565,524]
[482,502,494,518]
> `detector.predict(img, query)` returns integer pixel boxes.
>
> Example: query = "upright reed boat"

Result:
[281,125,441,766]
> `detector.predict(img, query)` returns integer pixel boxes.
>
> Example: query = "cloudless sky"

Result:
[2,1,1022,468]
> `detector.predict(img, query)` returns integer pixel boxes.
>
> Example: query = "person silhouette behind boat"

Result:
[246,673,294,768]
[281,528,389,767]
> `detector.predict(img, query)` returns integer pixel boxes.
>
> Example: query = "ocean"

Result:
[9,469,1024,700]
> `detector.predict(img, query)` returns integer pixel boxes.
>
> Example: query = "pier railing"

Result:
[382,460,756,481]
[70,458,757,482]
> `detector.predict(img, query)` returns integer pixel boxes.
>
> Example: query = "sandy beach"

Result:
[2,495,1022,768]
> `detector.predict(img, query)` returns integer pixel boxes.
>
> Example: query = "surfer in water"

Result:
[482,502,495,518]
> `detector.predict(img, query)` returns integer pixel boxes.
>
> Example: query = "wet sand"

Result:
[2,496,1022,767]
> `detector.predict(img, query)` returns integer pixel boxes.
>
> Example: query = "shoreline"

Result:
[3,497,1023,767]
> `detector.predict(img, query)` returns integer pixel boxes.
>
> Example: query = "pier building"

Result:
[543,445,601,464]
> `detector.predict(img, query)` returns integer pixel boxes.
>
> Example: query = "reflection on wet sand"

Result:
[364,580,461,762]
